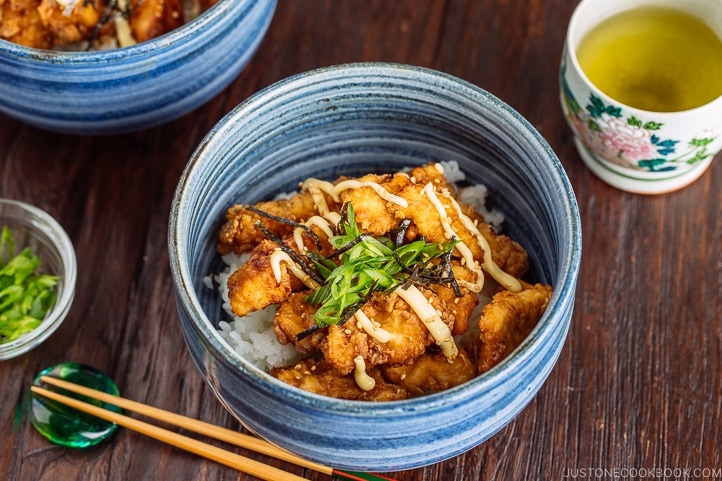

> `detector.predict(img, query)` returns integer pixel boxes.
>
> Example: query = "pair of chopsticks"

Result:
[31,377,396,481]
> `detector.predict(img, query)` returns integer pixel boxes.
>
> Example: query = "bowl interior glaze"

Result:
[170,63,581,471]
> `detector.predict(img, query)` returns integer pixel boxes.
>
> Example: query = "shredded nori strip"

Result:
[295,324,324,341]
[247,205,323,251]
[248,202,465,339]
[254,222,325,286]
[441,248,463,297]
[387,240,462,296]
[391,219,412,247]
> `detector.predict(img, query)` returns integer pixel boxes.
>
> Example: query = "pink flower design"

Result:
[563,81,716,172]
[596,114,657,163]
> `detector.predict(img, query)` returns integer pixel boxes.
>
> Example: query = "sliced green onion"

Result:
[0,227,59,344]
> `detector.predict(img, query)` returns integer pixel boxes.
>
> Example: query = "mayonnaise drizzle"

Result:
[445,192,522,292]
[324,211,342,225]
[286,164,520,373]
[395,284,458,359]
[114,16,137,47]
[56,0,80,16]
[422,182,484,292]
[269,249,321,289]
[334,180,409,208]
[301,179,340,203]
[423,182,521,293]
[292,215,335,252]
[353,356,376,391]
[354,310,395,343]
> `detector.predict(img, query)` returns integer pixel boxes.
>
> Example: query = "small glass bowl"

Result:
[0,199,77,360]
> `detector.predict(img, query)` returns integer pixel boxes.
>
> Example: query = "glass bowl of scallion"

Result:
[0,199,76,360]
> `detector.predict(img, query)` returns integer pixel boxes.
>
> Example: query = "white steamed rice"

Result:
[207,253,301,370]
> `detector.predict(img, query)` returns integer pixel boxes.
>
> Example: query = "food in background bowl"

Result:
[169,63,581,471]
[0,0,219,50]
[210,162,553,400]
[0,0,276,134]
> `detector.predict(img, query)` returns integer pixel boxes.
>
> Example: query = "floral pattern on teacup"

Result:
[561,73,717,172]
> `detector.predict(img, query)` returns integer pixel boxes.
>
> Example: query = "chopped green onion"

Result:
[306,204,459,327]
[0,227,58,344]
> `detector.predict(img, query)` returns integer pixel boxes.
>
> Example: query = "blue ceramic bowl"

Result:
[0,0,276,135]
[169,63,582,471]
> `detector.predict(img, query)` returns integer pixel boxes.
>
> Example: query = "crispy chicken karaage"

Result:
[0,0,218,49]
[217,162,553,400]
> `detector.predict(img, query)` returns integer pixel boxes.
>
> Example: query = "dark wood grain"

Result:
[2,1,721,480]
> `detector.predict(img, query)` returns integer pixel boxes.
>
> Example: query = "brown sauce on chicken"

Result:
[0,0,218,50]
[217,163,553,400]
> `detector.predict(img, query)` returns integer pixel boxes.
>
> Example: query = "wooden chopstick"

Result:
[32,376,398,481]
[30,376,318,481]
[37,375,332,476]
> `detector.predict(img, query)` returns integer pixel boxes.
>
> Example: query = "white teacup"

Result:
[560,0,722,194]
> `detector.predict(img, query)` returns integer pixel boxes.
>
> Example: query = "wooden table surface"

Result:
[2,1,721,480]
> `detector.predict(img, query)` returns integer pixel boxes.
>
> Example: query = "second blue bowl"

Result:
[0,0,276,135]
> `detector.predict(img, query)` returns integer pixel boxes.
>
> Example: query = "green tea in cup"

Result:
[560,0,722,194]
[576,6,722,113]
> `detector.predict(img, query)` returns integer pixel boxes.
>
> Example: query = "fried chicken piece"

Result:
[274,264,478,366]
[37,0,103,46]
[320,287,458,375]
[391,182,469,247]
[426,263,480,335]
[381,348,476,396]
[391,176,529,279]
[407,163,456,192]
[477,282,553,373]
[218,192,323,255]
[273,291,325,354]
[226,239,308,317]
[337,171,412,236]
[0,0,52,48]
[129,0,184,43]
[461,203,529,278]
[338,163,452,239]
[226,220,335,317]
[271,358,408,401]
